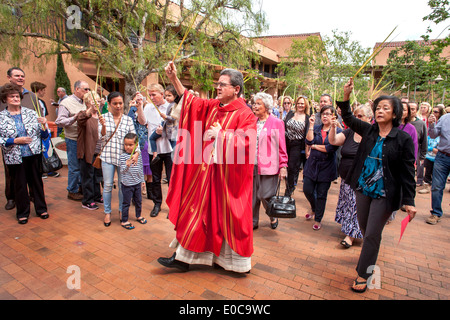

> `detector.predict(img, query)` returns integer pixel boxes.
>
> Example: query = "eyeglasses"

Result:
[356,114,364,118]
[321,112,333,117]
[81,88,91,91]
[283,102,291,105]
[433,111,440,114]
[216,82,234,88]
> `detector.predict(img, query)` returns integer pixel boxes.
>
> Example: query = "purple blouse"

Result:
[398,123,418,160]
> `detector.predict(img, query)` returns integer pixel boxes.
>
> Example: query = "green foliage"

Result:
[385,40,449,105]
[54,52,72,97]
[0,0,268,107]
[277,30,371,103]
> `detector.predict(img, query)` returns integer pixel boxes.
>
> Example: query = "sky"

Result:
[260,0,448,49]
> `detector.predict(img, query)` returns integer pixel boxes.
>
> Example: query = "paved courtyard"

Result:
[0,164,448,302]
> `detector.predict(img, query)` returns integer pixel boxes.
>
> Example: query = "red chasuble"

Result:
[166,90,257,257]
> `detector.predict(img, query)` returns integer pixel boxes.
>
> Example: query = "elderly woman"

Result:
[0,83,50,224]
[252,92,288,230]
[284,95,310,196]
[329,105,373,248]
[100,92,139,227]
[338,79,416,293]
[304,105,342,230]
[77,92,105,210]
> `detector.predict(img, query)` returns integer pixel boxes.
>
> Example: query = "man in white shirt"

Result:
[137,83,173,217]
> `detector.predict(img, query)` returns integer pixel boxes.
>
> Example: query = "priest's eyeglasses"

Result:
[216,82,234,88]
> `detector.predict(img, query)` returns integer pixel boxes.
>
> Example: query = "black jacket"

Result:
[337,100,416,212]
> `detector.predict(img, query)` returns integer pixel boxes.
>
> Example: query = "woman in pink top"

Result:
[252,92,288,230]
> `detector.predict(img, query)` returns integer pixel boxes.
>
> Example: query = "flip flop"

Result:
[340,240,352,248]
[137,217,147,224]
[121,223,135,230]
[351,278,367,293]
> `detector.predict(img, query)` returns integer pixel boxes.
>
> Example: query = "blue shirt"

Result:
[12,114,33,157]
[357,137,385,198]
[428,113,450,155]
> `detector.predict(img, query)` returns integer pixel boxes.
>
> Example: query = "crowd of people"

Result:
[0,64,449,294]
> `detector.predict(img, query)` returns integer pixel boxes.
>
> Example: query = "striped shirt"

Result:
[119,152,144,186]
[286,118,306,141]
[99,112,138,166]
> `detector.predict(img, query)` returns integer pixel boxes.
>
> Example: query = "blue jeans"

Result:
[65,138,81,193]
[431,152,450,218]
[101,161,123,214]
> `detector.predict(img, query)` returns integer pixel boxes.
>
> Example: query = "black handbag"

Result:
[41,138,63,173]
[267,179,296,218]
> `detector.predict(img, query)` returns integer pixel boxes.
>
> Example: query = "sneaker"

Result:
[68,192,83,201]
[426,214,440,225]
[42,173,48,179]
[82,203,99,210]
[47,172,60,177]
[418,185,430,194]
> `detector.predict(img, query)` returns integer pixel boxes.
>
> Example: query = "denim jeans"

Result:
[431,152,450,218]
[65,138,81,193]
[102,161,123,214]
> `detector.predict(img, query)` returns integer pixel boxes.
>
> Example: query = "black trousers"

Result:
[149,152,172,205]
[285,140,306,196]
[121,183,142,222]
[8,154,47,220]
[355,191,391,280]
[2,149,14,201]
[303,176,331,223]
[79,154,103,205]
[423,158,434,185]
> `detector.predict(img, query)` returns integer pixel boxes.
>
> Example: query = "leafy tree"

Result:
[0,0,268,109]
[385,40,449,104]
[277,30,371,103]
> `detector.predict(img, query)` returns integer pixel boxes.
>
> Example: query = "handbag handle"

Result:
[275,178,282,197]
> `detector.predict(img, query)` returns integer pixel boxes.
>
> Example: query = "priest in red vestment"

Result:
[157,61,257,273]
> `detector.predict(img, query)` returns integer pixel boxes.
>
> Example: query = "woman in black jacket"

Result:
[337,79,416,293]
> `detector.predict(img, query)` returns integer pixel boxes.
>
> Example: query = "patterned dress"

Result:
[334,129,363,239]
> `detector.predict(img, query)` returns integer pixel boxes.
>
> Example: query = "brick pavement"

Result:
[0,164,448,301]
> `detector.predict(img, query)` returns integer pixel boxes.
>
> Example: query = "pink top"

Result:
[257,115,288,175]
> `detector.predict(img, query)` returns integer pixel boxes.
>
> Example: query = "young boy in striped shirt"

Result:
[119,133,147,229]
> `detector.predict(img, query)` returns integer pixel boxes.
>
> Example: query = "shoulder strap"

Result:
[98,115,122,155]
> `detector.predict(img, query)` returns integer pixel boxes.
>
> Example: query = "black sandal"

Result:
[270,218,278,229]
[351,278,367,293]
[340,240,351,248]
